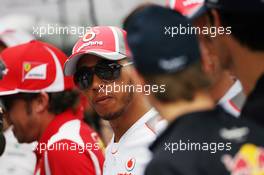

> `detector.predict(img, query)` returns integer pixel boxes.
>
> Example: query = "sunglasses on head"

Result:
[74,60,133,90]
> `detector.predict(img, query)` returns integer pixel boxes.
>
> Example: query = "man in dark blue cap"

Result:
[125,4,264,175]
[168,0,246,118]
[189,0,264,125]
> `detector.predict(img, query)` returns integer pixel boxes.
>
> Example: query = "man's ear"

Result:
[210,9,222,28]
[33,92,49,113]
[199,39,215,74]
[197,13,223,75]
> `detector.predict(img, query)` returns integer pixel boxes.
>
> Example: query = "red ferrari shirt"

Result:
[34,110,104,175]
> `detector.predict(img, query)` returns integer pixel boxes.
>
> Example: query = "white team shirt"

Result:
[219,81,245,117]
[103,108,166,175]
[0,128,36,175]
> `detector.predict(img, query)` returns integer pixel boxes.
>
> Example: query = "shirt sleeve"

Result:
[145,149,202,175]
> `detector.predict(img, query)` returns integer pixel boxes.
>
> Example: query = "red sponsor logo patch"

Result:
[22,62,47,81]
[222,144,264,175]
[125,158,136,172]
[83,30,96,42]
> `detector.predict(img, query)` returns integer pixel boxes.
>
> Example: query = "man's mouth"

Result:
[94,95,114,105]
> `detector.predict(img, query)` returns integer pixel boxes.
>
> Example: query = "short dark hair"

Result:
[2,93,39,114]
[2,90,80,115]
[141,61,211,103]
[47,90,80,114]
[213,10,264,51]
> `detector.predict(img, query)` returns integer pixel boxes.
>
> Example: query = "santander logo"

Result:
[81,29,103,46]
[85,40,103,46]
[83,30,96,42]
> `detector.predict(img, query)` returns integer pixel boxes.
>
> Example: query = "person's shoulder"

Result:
[145,145,198,175]
[161,107,224,135]
[144,154,171,175]
[49,118,102,146]
[170,106,260,131]
[46,139,100,175]
[45,139,90,166]
[121,121,159,149]
[79,120,103,144]
[47,119,85,147]
[150,107,263,149]
[119,109,163,146]
[148,107,264,175]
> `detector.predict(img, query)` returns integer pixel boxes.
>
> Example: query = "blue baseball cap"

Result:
[125,5,201,75]
[189,0,264,20]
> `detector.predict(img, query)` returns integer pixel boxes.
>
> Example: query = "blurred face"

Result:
[204,11,234,72]
[194,13,235,82]
[76,55,134,121]
[3,97,39,143]
[194,15,223,78]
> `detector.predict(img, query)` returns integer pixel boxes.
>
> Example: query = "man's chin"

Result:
[97,108,125,121]
[16,138,25,143]
[15,135,32,144]
[98,112,121,121]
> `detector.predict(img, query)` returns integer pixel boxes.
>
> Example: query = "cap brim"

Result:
[0,88,19,96]
[188,5,208,20]
[64,49,127,76]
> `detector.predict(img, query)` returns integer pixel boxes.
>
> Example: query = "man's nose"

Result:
[91,74,104,92]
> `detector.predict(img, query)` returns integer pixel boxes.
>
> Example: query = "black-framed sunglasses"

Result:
[74,60,133,90]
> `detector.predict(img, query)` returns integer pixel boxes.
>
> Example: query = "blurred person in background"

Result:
[125,5,264,175]
[64,26,166,175]
[0,40,104,175]
[0,59,6,157]
[192,0,264,126]
[0,29,36,175]
[168,0,246,117]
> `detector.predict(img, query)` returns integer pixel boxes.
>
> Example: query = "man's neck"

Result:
[239,54,264,95]
[230,41,264,95]
[37,112,55,141]
[210,71,235,103]
[156,93,215,122]
[110,94,151,142]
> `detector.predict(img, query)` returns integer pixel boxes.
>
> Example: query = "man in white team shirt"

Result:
[64,26,166,175]
[168,0,246,117]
